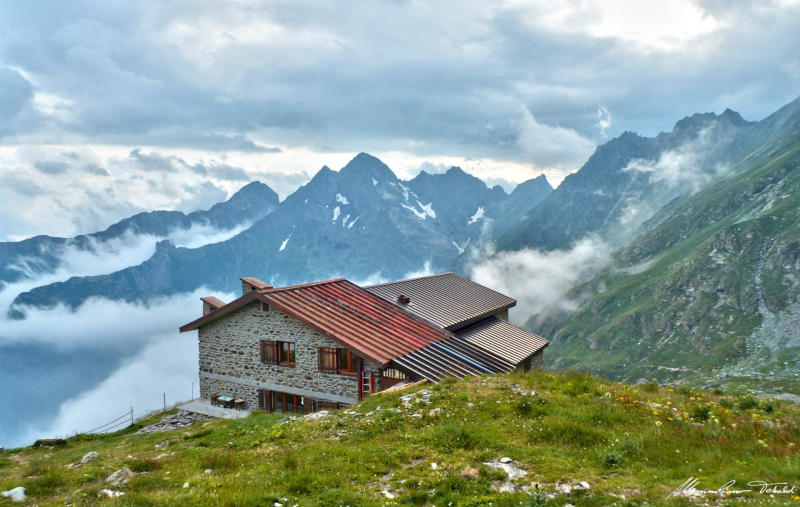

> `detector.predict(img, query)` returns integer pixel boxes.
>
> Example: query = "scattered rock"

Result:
[381,489,397,499]
[154,440,171,450]
[497,481,516,493]
[68,451,99,468]
[484,457,527,480]
[154,453,173,460]
[304,410,330,420]
[400,389,432,408]
[106,467,135,486]
[33,438,66,447]
[576,481,590,490]
[556,483,572,495]
[138,411,211,434]
[431,462,438,470]
[409,413,422,419]
[460,466,479,480]
[98,489,125,498]
[428,408,442,416]
[1,487,26,502]
[183,482,190,488]
[205,468,213,474]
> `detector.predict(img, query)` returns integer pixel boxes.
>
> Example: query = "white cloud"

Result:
[19,331,199,443]
[1,288,234,349]
[469,236,613,325]
[0,224,252,313]
[596,106,613,137]
[516,106,596,170]
[622,127,732,194]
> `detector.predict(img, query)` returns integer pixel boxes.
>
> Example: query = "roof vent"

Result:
[397,295,411,304]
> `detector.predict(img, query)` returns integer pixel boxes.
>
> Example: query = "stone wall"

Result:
[197,301,382,411]
[515,349,545,372]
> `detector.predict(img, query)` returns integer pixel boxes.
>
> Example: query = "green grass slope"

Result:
[1,373,798,506]
[533,134,800,396]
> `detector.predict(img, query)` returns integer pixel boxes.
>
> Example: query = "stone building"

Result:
[180,273,548,413]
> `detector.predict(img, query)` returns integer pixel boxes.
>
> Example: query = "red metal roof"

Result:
[258,279,452,366]
[181,278,452,367]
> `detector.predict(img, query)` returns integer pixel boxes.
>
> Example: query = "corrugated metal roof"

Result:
[258,279,452,367]
[391,335,517,382]
[455,316,548,364]
[365,272,516,330]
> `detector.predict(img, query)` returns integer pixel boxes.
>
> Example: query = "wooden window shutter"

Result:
[258,389,272,411]
[260,340,278,364]
[303,397,315,414]
[318,347,337,373]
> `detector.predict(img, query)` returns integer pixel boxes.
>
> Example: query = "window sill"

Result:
[277,362,296,368]
[319,370,358,376]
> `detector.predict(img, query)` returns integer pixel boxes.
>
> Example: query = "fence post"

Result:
[130,406,133,426]
[163,392,166,411]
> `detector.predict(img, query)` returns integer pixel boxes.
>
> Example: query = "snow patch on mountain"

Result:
[335,193,350,205]
[332,206,341,223]
[342,214,351,227]
[348,216,359,229]
[372,177,378,186]
[279,234,291,252]
[401,203,428,219]
[468,206,485,225]
[417,201,436,219]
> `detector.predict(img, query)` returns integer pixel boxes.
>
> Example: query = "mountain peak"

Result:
[227,181,279,202]
[339,152,395,182]
[719,108,749,126]
[445,166,467,176]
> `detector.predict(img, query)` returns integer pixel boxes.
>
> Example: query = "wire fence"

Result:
[74,381,198,437]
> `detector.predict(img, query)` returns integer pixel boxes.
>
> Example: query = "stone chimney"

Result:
[201,296,225,315]
[240,276,272,295]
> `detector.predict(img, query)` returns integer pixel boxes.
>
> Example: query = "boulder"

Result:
[1,487,26,502]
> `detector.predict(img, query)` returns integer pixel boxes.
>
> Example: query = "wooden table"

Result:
[216,395,234,408]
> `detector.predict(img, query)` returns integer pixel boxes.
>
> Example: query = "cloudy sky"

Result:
[1,0,798,240]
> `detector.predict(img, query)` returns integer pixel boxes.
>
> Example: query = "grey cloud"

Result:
[0,1,797,164]
[34,160,69,174]
[0,173,43,196]
[84,163,110,176]
[0,67,33,124]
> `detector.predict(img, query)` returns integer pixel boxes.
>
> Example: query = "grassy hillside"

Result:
[533,133,800,396]
[1,372,798,505]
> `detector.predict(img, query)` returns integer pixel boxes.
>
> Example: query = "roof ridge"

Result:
[261,278,346,292]
[362,271,456,289]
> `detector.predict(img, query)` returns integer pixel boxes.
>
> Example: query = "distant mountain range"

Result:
[4,95,800,400]
[531,96,800,396]
[5,153,552,314]
[0,181,278,292]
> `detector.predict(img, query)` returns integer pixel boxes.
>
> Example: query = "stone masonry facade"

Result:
[198,300,381,411]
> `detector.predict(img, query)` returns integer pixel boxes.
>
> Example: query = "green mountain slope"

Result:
[532,130,800,396]
[1,373,798,505]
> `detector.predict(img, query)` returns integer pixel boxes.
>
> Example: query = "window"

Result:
[318,347,361,374]
[260,340,295,366]
[279,341,295,364]
[259,390,346,413]
[261,302,270,312]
